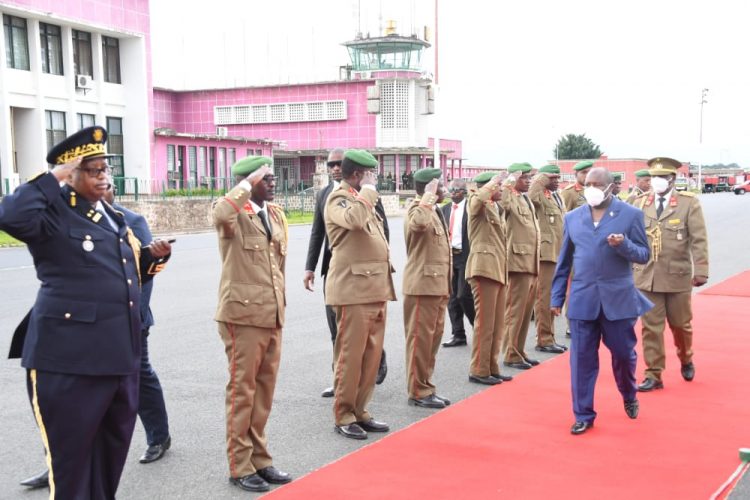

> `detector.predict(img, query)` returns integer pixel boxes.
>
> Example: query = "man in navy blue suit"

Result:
[1,126,171,498]
[551,167,653,435]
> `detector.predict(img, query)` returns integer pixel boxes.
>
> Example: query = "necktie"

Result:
[449,204,458,240]
[656,197,666,218]
[553,192,563,210]
[257,211,272,241]
[522,193,534,212]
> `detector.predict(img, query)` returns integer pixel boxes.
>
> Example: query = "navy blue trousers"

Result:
[569,312,638,423]
[27,369,138,500]
[138,329,170,446]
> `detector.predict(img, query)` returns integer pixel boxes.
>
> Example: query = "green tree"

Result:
[554,133,602,160]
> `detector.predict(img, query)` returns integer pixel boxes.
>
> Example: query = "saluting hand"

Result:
[52,156,83,182]
[361,171,377,187]
[424,178,439,195]
[246,165,272,186]
[148,239,172,258]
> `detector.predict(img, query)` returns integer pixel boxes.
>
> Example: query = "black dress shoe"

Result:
[257,466,292,484]
[469,374,502,385]
[376,351,387,385]
[357,418,390,432]
[504,361,532,370]
[624,399,639,419]
[555,343,569,352]
[409,394,446,409]
[20,469,48,489]
[229,474,270,492]
[523,357,540,366]
[637,378,664,392]
[432,394,451,405]
[536,344,565,354]
[681,362,695,381]
[442,336,467,347]
[491,373,513,382]
[321,386,335,398]
[335,423,368,440]
[570,421,594,435]
[139,436,171,464]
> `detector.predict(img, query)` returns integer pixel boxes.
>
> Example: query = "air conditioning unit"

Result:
[216,126,228,137]
[76,74,93,90]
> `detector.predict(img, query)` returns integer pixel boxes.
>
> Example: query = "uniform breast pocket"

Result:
[516,205,531,221]
[545,209,558,225]
[68,229,108,267]
[243,236,267,264]
[664,224,686,242]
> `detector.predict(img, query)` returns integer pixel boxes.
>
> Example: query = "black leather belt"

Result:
[452,248,462,255]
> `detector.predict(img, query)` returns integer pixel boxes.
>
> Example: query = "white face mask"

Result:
[583,184,611,207]
[651,177,670,194]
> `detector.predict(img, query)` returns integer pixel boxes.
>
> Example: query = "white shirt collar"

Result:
[250,199,266,214]
[657,189,673,202]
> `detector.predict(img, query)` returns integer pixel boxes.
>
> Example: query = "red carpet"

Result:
[267,271,750,499]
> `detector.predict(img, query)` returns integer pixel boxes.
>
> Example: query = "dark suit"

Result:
[305,181,390,345]
[441,201,474,338]
[551,198,653,424]
[1,173,165,499]
[117,204,170,448]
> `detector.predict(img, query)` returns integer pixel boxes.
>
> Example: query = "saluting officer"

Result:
[325,150,396,440]
[625,169,652,205]
[403,168,452,409]
[501,163,542,370]
[528,165,568,354]
[213,156,292,492]
[633,157,709,391]
[0,126,171,499]
[465,171,513,385]
[560,160,595,211]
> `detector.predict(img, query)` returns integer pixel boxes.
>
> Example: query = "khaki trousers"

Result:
[534,261,557,347]
[333,302,387,426]
[469,277,506,377]
[640,290,694,381]
[504,272,538,363]
[218,322,281,478]
[403,295,448,399]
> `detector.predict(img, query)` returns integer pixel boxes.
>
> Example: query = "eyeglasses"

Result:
[77,165,111,178]
[327,161,342,167]
[448,188,466,193]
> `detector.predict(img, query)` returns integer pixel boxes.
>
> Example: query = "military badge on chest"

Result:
[82,235,95,252]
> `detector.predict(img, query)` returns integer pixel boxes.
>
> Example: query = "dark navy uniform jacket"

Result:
[116,203,155,330]
[0,173,161,376]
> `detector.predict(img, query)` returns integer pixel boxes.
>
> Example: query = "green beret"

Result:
[231,155,273,176]
[413,168,442,183]
[473,171,500,184]
[538,165,560,175]
[614,174,622,181]
[508,162,532,174]
[573,160,595,171]
[634,169,651,178]
[344,149,378,168]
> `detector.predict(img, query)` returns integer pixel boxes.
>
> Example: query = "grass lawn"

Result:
[285,212,314,225]
[0,231,22,247]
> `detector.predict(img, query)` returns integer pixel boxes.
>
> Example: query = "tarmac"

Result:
[1,192,749,499]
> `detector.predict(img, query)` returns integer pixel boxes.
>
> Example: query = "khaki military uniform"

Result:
[213,183,288,479]
[528,176,566,347]
[626,188,650,205]
[633,190,709,381]
[500,187,540,363]
[559,182,586,212]
[325,181,396,426]
[402,193,451,399]
[465,180,508,377]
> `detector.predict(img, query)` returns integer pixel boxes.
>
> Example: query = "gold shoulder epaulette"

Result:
[678,191,696,197]
[562,184,575,190]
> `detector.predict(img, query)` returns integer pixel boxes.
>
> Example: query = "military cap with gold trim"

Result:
[647,157,682,176]
[473,171,501,184]
[413,167,442,183]
[573,160,595,171]
[634,169,651,178]
[46,126,113,165]
[231,155,273,176]
[538,164,560,175]
[343,149,378,170]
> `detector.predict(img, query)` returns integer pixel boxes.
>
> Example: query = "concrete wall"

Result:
[118,194,402,234]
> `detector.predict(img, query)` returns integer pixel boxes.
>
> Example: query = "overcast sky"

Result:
[150,0,750,168]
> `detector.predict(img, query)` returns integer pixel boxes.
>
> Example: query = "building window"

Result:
[45,111,67,156]
[167,145,175,171]
[102,36,121,83]
[3,14,30,70]
[72,30,93,77]
[218,148,226,178]
[106,117,124,176]
[77,113,95,130]
[198,146,206,176]
[227,148,236,171]
[39,23,63,75]
[188,146,197,184]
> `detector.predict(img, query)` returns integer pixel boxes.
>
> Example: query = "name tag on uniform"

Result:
[669,218,681,225]
[549,216,555,224]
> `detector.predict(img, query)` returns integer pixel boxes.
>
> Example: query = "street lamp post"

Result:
[698,88,708,191]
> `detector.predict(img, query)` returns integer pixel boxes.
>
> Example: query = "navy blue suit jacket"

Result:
[551,197,653,321]
[0,173,158,375]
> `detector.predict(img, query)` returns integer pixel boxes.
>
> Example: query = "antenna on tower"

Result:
[379,0,383,36]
